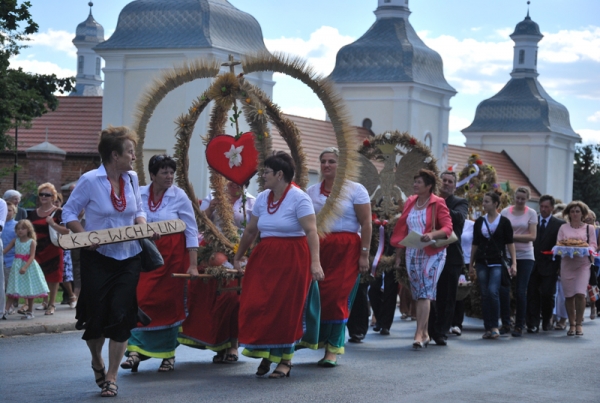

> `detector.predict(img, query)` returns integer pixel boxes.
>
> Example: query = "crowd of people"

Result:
[1,125,598,398]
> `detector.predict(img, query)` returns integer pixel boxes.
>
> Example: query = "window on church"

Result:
[78,56,84,74]
[535,51,538,66]
[96,58,101,76]
[424,132,432,148]
[518,50,525,64]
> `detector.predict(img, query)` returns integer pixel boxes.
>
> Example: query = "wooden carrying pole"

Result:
[58,219,186,250]
[172,270,241,279]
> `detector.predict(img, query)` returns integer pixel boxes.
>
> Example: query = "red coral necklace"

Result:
[320,181,331,197]
[148,184,165,212]
[108,177,127,212]
[267,183,292,214]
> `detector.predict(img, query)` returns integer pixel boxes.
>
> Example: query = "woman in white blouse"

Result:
[306,147,371,367]
[234,151,324,379]
[121,155,199,373]
[63,126,149,397]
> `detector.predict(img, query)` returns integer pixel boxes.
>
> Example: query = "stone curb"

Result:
[0,321,79,337]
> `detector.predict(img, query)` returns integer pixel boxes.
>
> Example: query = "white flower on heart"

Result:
[224,144,244,168]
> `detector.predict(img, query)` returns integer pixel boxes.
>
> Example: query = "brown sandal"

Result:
[44,305,55,315]
[269,362,292,379]
[91,363,106,389]
[158,358,175,372]
[255,359,271,376]
[100,381,118,397]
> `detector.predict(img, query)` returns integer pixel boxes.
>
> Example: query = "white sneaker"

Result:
[449,326,462,336]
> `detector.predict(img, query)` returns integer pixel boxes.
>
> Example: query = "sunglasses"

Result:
[38,193,53,198]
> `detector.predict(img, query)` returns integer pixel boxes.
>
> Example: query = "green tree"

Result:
[0,0,75,149]
[573,143,600,215]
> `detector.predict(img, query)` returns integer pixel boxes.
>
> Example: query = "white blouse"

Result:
[63,165,146,260]
[140,185,199,248]
[252,186,315,238]
[307,180,370,233]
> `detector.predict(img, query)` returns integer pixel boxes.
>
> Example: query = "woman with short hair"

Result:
[28,182,71,315]
[63,126,148,397]
[234,151,324,378]
[391,169,453,349]
[121,154,199,373]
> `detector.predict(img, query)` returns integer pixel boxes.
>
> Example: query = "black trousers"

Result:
[526,269,557,328]
[368,273,398,331]
[347,281,369,338]
[452,299,465,329]
[428,263,462,338]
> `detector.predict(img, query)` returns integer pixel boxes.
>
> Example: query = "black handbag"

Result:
[126,174,165,272]
[139,238,164,272]
[482,218,512,286]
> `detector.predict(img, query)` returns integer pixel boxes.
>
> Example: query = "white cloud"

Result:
[265,26,354,75]
[449,115,473,132]
[588,111,600,122]
[9,57,75,78]
[576,129,600,144]
[31,29,77,58]
[541,27,600,63]
[418,32,512,77]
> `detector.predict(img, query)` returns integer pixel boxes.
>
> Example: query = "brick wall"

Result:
[0,152,100,197]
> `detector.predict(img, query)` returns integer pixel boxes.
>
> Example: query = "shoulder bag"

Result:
[128,174,164,272]
[483,217,512,287]
[432,203,458,247]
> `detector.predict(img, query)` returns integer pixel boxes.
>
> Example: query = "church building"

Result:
[1,0,579,204]
[462,11,580,202]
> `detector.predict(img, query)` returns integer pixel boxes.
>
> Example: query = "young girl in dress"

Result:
[4,219,49,319]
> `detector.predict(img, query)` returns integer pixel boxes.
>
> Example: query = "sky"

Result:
[11,0,600,146]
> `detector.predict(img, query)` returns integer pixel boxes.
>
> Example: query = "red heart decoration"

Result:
[205,132,258,185]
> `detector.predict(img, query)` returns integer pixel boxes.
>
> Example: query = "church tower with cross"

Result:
[329,0,456,160]
[462,7,580,202]
[95,0,274,195]
[70,2,104,96]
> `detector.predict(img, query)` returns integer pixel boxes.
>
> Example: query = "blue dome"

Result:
[510,15,542,37]
[94,0,268,54]
[73,9,104,43]
[462,77,576,137]
[329,12,454,92]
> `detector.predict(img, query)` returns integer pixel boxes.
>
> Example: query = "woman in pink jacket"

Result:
[391,169,453,349]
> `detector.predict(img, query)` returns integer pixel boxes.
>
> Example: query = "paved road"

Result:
[1,312,598,403]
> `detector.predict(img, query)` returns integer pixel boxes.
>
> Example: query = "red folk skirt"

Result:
[319,232,361,323]
[178,276,240,350]
[135,233,188,329]
[239,236,312,348]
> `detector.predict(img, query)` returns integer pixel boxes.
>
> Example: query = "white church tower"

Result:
[462,10,580,202]
[329,0,456,160]
[70,2,104,96]
[94,0,274,195]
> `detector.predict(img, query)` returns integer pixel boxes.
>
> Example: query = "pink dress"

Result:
[556,224,597,297]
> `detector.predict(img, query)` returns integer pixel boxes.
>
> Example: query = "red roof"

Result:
[270,114,372,173]
[447,144,541,198]
[8,96,102,155]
